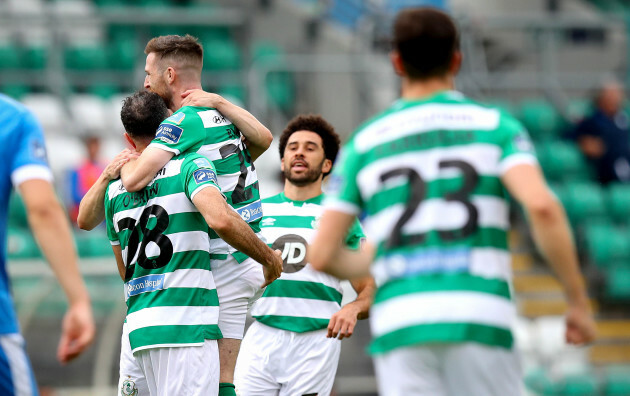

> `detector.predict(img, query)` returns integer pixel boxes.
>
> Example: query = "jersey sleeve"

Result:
[104,182,119,246]
[497,113,539,175]
[324,138,364,215]
[10,109,53,187]
[344,217,366,251]
[181,154,222,201]
[148,107,204,156]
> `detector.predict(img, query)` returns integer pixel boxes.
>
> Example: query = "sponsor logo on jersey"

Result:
[379,247,471,281]
[236,201,263,223]
[193,158,212,168]
[29,138,48,162]
[193,169,218,184]
[198,109,233,128]
[272,234,309,273]
[164,112,185,125]
[121,379,138,396]
[156,124,183,144]
[126,274,165,298]
[513,133,534,153]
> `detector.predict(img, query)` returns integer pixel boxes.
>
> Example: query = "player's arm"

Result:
[110,244,126,281]
[327,276,375,340]
[309,211,374,279]
[502,163,596,344]
[77,149,138,230]
[18,179,95,362]
[120,147,173,192]
[192,187,282,287]
[181,89,272,161]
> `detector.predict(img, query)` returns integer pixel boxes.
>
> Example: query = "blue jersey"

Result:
[0,94,52,335]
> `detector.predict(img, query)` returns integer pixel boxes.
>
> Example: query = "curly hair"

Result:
[278,114,340,176]
[120,91,169,140]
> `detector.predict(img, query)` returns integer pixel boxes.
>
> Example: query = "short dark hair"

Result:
[393,8,460,80]
[120,91,169,139]
[145,34,203,69]
[279,114,340,176]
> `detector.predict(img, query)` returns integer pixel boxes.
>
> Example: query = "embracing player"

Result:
[234,115,375,395]
[310,8,597,396]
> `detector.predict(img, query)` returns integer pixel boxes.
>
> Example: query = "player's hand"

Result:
[57,299,95,364]
[565,304,597,345]
[327,304,360,340]
[103,149,139,181]
[181,89,222,108]
[261,249,283,288]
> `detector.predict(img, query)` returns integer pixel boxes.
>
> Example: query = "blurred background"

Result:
[2,0,630,395]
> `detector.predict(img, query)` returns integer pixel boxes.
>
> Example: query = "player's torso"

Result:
[106,156,220,352]
[356,92,516,353]
[251,193,343,333]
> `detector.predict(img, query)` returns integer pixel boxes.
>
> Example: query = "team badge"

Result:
[29,138,48,161]
[121,379,138,396]
[193,169,218,184]
[155,124,183,144]
[165,112,185,125]
[193,158,212,168]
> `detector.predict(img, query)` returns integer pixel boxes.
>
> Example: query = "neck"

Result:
[283,180,323,201]
[171,81,203,111]
[400,75,455,100]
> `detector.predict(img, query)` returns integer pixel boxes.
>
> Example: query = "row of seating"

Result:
[526,368,630,396]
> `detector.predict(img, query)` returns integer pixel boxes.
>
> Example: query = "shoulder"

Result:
[180,153,215,170]
[105,179,125,202]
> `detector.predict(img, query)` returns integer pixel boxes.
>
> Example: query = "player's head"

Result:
[144,34,203,108]
[120,91,170,151]
[391,8,461,82]
[279,114,340,187]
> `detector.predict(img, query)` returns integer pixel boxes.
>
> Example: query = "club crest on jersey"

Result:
[165,112,185,125]
[193,158,212,168]
[156,124,183,144]
[272,234,309,273]
[121,379,138,396]
[193,169,218,184]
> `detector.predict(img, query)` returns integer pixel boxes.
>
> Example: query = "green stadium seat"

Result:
[74,231,114,258]
[219,82,246,104]
[605,266,630,301]
[604,370,630,396]
[7,228,40,259]
[93,0,128,8]
[88,82,120,99]
[0,45,22,69]
[109,38,138,71]
[266,71,295,111]
[519,99,563,142]
[1,84,31,100]
[584,223,630,267]
[485,99,515,116]
[607,183,630,222]
[566,98,592,122]
[22,45,47,70]
[536,140,590,182]
[252,41,284,64]
[562,181,607,226]
[64,44,110,70]
[8,193,28,229]
[558,374,599,396]
[524,368,557,396]
[202,39,242,70]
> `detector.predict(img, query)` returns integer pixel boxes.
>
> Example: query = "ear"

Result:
[124,132,137,149]
[390,50,405,77]
[322,158,333,174]
[280,156,285,172]
[166,67,176,85]
[450,51,462,76]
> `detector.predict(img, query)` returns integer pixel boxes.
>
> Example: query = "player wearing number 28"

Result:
[234,115,375,395]
[309,7,597,396]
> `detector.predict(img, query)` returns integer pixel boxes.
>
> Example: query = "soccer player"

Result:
[309,8,597,396]
[84,34,281,396]
[0,93,95,395]
[107,91,281,396]
[234,115,375,396]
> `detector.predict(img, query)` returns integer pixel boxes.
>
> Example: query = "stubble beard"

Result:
[284,160,324,187]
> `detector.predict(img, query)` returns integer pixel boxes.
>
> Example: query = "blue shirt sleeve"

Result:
[10,109,52,186]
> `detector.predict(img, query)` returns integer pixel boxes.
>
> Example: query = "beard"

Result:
[284,159,324,187]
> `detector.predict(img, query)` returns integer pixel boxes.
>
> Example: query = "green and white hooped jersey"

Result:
[326,91,538,355]
[251,193,365,333]
[148,106,262,262]
[104,152,223,354]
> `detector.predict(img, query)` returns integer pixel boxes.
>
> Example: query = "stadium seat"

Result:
[87,82,120,99]
[607,183,630,223]
[0,83,32,100]
[74,231,113,258]
[485,99,515,116]
[108,37,137,71]
[68,94,109,132]
[518,99,563,142]
[562,181,607,226]
[21,94,67,133]
[8,193,28,229]
[0,44,22,69]
[536,140,590,182]
[219,82,246,104]
[604,370,630,396]
[604,266,630,301]
[566,98,592,122]
[584,223,630,267]
[524,368,557,396]
[7,228,40,259]
[22,45,47,70]
[266,71,295,111]
[557,374,599,396]
[202,38,242,70]
[64,44,110,70]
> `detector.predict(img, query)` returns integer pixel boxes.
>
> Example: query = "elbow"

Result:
[76,214,96,231]
[526,194,562,222]
[261,127,273,149]
[122,179,142,193]
[208,213,231,234]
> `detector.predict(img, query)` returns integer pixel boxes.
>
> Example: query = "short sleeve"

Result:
[324,138,364,215]
[148,107,204,156]
[104,182,119,246]
[10,110,53,187]
[344,218,365,251]
[181,154,222,201]
[497,114,538,175]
